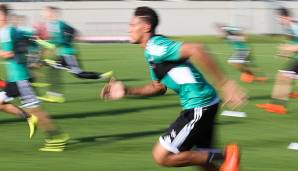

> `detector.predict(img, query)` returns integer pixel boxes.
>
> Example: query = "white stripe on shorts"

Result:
[159,107,203,154]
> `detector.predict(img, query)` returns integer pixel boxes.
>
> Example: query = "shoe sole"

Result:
[39,147,65,152]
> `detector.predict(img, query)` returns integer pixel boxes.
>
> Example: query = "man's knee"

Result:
[152,143,173,166]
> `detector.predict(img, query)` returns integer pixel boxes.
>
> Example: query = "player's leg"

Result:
[228,49,255,83]
[0,82,38,138]
[256,61,298,114]
[62,54,113,80]
[16,80,69,151]
[39,58,65,103]
[152,103,239,170]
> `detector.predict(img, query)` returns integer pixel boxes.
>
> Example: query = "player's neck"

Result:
[140,33,154,48]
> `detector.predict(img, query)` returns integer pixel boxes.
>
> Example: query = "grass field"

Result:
[0,38,298,171]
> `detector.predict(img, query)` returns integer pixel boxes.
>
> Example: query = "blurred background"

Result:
[2,0,296,38]
[0,1,298,171]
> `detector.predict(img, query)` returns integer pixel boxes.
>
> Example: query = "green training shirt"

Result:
[0,25,30,82]
[286,23,298,60]
[144,35,218,110]
[47,20,76,56]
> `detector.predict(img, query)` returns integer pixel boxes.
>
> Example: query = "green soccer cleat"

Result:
[31,82,51,88]
[99,71,113,80]
[39,146,65,152]
[43,59,58,66]
[39,133,70,152]
[27,114,38,139]
[37,94,65,103]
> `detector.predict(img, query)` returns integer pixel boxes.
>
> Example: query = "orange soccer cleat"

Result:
[220,144,240,171]
[240,73,255,83]
[256,103,287,115]
[254,76,268,82]
[289,92,298,99]
[0,80,6,88]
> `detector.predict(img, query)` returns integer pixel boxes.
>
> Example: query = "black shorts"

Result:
[286,60,298,74]
[159,103,219,154]
[0,80,40,108]
[228,49,251,64]
[279,60,298,78]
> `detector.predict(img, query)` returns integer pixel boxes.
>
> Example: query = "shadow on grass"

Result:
[61,78,143,85]
[248,95,271,101]
[68,128,165,149]
[0,103,179,124]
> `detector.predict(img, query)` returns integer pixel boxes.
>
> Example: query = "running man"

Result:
[101,6,246,171]
[257,7,298,115]
[39,6,112,103]
[216,24,267,83]
[0,4,69,152]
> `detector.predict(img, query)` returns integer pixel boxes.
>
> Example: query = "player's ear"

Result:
[143,23,151,33]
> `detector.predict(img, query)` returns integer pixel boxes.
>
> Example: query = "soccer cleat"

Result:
[99,71,113,80]
[39,133,70,152]
[220,144,240,171]
[240,73,254,83]
[0,80,6,88]
[45,133,70,143]
[256,103,273,109]
[31,82,51,88]
[27,114,38,139]
[289,92,298,99]
[254,76,268,82]
[43,59,58,66]
[256,103,287,114]
[39,147,65,152]
[37,94,65,103]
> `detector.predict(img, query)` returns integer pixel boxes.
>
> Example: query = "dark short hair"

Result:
[134,6,159,33]
[46,6,61,13]
[0,4,10,16]
[277,7,290,17]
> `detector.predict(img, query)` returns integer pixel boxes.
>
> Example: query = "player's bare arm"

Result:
[101,80,167,101]
[279,44,298,57]
[126,80,167,96]
[180,43,247,108]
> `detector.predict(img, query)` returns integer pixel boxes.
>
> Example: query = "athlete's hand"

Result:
[100,78,126,101]
[278,44,295,58]
[221,80,247,109]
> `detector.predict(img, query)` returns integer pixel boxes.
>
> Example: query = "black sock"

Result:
[16,106,30,119]
[207,151,224,164]
[271,99,287,106]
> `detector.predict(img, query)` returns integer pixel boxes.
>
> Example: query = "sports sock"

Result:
[271,99,287,106]
[16,106,30,119]
[207,151,224,164]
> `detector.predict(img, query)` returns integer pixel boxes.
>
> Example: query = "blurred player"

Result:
[0,4,69,152]
[215,24,267,83]
[257,7,298,115]
[256,7,298,150]
[101,6,246,171]
[39,6,112,103]
[10,14,50,89]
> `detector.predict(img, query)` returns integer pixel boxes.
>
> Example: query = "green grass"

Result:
[0,39,298,171]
